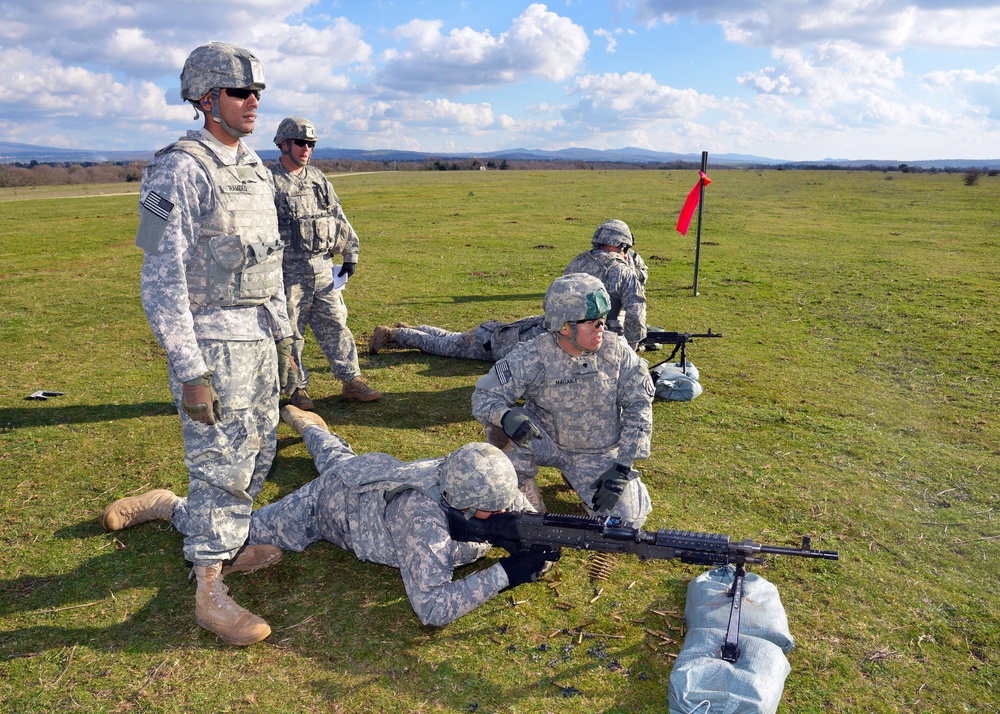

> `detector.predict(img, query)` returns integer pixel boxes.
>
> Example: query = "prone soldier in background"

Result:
[369,218,649,358]
[270,116,381,409]
[471,273,655,526]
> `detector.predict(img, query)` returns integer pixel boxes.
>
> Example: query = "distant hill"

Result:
[2,140,999,170]
[0,141,152,164]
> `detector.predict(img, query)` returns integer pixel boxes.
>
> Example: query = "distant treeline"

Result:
[0,157,994,188]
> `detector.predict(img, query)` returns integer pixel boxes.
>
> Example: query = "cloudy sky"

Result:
[2,0,999,161]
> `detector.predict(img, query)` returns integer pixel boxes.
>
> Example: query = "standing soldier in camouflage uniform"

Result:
[104,42,296,647]
[270,116,381,409]
[564,219,648,349]
[471,273,655,526]
[102,407,557,627]
[369,218,649,359]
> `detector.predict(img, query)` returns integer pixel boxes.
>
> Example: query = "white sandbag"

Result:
[683,565,795,653]
[651,361,703,401]
[668,628,791,714]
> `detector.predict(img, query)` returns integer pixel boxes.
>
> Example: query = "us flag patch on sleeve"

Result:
[495,359,513,385]
[141,190,174,220]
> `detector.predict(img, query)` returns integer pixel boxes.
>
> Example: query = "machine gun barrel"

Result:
[515,512,839,567]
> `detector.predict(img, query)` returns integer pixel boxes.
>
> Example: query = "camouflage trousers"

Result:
[168,338,279,565]
[247,426,358,553]
[284,255,361,385]
[394,324,496,361]
[496,409,652,528]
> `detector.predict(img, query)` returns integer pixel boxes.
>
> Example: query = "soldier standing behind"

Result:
[471,273,655,525]
[270,116,381,408]
[109,42,295,646]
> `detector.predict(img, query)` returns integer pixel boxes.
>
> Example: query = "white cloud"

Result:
[922,65,1000,119]
[629,0,1000,50]
[376,4,588,94]
[593,28,620,53]
[563,72,721,124]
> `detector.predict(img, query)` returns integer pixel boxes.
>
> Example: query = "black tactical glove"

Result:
[337,262,356,278]
[592,464,631,511]
[181,372,222,425]
[499,548,560,589]
[275,337,298,396]
[446,508,524,553]
[500,410,541,447]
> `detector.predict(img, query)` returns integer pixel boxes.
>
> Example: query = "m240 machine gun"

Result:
[461,511,839,663]
[640,329,722,375]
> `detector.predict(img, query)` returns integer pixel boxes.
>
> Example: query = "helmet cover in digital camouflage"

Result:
[180,42,266,103]
[274,116,318,146]
[592,219,634,249]
[542,273,612,332]
[439,442,517,513]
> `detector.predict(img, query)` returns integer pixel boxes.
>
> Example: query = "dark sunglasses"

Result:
[224,87,260,100]
[292,139,316,148]
[578,317,607,328]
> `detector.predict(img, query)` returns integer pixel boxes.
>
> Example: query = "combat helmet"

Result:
[439,443,517,514]
[274,116,318,146]
[592,219,634,249]
[180,42,265,139]
[543,273,611,332]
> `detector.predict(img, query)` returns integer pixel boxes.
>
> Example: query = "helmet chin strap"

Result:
[209,88,251,139]
[557,322,597,355]
[282,140,308,168]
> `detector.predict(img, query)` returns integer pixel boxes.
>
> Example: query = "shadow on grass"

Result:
[0,401,176,429]
[0,530,197,658]
[298,383,479,430]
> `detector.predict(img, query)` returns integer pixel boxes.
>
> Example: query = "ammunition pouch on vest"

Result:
[275,169,345,255]
[528,336,621,453]
[162,138,283,307]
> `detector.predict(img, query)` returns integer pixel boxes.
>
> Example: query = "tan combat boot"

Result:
[280,405,329,435]
[101,489,180,531]
[368,326,395,354]
[221,544,283,577]
[289,387,314,411]
[194,563,271,646]
[342,376,382,401]
[395,322,413,329]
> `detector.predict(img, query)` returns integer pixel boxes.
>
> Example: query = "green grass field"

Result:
[1,169,997,712]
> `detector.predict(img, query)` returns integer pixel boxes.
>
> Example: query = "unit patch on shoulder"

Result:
[141,190,174,220]
[643,374,655,398]
[494,359,513,386]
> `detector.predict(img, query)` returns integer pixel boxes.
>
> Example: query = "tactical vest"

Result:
[272,167,342,254]
[490,316,546,360]
[333,453,444,567]
[159,138,283,307]
[564,250,626,334]
[526,335,623,453]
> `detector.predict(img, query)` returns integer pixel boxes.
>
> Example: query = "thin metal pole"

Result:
[692,151,708,297]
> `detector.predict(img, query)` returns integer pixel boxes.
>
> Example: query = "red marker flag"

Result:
[675,171,712,236]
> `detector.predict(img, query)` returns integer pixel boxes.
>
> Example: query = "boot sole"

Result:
[196,617,271,646]
[221,551,283,577]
